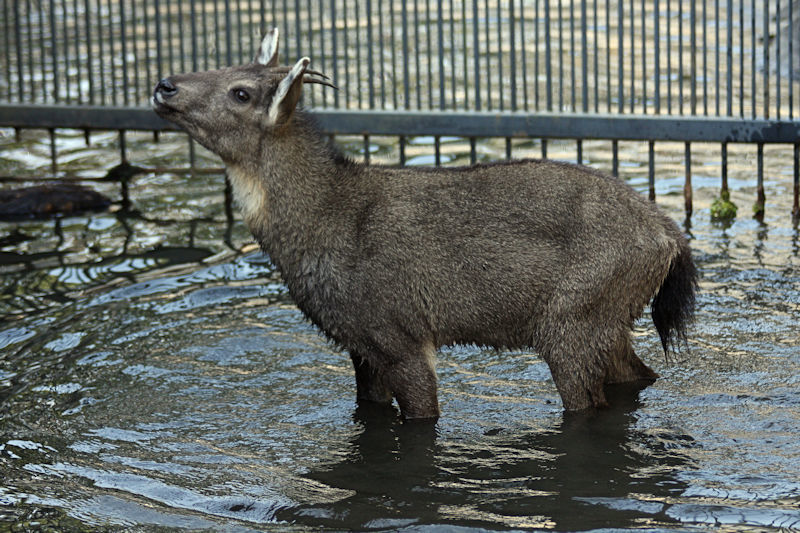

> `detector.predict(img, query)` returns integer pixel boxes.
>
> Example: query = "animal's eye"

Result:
[232,88,250,103]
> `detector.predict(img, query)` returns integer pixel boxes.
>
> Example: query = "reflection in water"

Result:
[286,384,691,531]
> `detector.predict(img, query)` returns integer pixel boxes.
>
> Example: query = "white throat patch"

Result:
[226,165,268,228]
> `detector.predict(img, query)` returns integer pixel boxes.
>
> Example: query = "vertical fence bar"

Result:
[763,0,769,119]
[755,143,765,220]
[628,0,636,113]
[702,0,708,115]
[750,0,756,117]
[62,0,72,104]
[130,0,140,102]
[378,0,385,108]
[144,0,154,101]
[649,140,656,201]
[367,0,375,109]
[580,0,587,112]
[356,0,363,109]
[520,0,529,111]
[49,129,57,175]
[3,0,11,101]
[629,0,635,113]
[96,0,106,105]
[721,141,729,200]
[437,0,445,109]
[592,0,598,112]
[557,0,563,111]
[535,0,541,110]
[319,0,328,107]
[190,0,198,71]
[654,0,661,114]
[612,140,619,176]
[546,0,553,110]
[425,0,432,109]
[485,0,492,110]
[305,0,315,107]
[454,1,461,109]
[617,0,624,113]
[739,0,744,117]
[569,0,576,111]
[726,0,733,116]
[640,0,647,113]
[472,0,481,110]
[690,0,697,115]
[776,0,781,119]
[794,144,800,218]
[605,0,610,112]
[166,0,174,82]
[790,0,794,118]
[666,0,671,114]
[295,2,303,94]
[143,0,153,102]
[401,1,410,109]
[715,0,720,115]
[679,0,685,114]
[120,0,130,105]
[28,0,37,101]
[510,0,518,111]
[498,0,505,111]
[390,1,398,109]
[36,0,47,101]
[215,0,223,67]
[237,0,245,64]
[413,0,421,109]
[684,142,693,216]
[338,0,350,108]
[49,0,60,102]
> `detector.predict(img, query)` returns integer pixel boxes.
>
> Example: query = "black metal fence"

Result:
[1,0,799,218]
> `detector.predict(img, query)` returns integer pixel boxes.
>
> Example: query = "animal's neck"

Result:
[225,112,357,270]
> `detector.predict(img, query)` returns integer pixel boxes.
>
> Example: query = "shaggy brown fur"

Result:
[152,31,697,419]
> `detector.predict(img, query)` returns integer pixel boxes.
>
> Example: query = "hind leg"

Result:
[541,343,609,411]
[604,332,659,384]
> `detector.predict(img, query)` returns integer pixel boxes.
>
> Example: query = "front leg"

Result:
[350,352,392,404]
[385,342,440,420]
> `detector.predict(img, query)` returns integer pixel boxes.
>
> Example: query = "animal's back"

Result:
[334,158,683,351]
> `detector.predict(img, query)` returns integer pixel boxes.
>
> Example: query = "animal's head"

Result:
[152,28,334,163]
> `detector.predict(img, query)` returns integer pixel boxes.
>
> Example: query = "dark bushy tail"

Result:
[652,239,698,354]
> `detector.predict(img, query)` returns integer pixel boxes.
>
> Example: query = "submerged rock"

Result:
[0,183,112,220]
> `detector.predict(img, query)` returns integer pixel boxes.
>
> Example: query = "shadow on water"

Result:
[284,384,691,531]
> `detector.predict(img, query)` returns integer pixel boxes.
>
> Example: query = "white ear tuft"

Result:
[256,27,280,67]
[267,57,310,124]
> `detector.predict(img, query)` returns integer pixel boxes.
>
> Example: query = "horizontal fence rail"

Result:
[1,0,800,219]
[3,103,800,143]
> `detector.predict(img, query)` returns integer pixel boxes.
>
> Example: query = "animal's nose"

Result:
[155,78,178,97]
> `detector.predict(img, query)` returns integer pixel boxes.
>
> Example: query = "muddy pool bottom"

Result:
[0,132,798,530]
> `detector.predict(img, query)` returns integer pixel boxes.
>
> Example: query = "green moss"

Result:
[710,190,737,221]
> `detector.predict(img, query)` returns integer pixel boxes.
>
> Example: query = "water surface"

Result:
[1,130,799,531]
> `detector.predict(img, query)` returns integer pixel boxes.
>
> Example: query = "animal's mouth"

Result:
[152,78,181,116]
[151,93,177,115]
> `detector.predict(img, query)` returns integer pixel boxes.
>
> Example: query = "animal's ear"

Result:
[267,57,310,126]
[255,27,279,67]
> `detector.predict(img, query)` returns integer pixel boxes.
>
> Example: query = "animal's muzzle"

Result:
[153,78,178,103]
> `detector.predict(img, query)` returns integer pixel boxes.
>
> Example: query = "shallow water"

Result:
[1,129,799,531]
